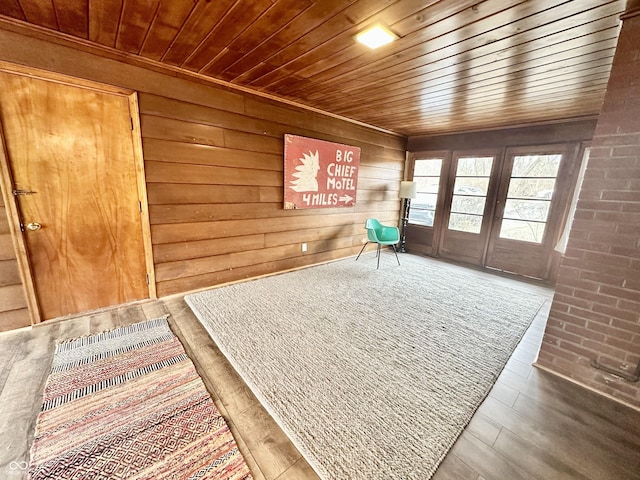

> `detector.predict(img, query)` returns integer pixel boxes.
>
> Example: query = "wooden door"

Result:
[0,72,149,320]
[484,145,578,279]
[438,151,500,265]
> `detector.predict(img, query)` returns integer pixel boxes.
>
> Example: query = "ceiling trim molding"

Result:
[0,15,404,139]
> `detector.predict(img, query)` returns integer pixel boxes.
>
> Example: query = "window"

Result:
[499,154,562,243]
[448,156,493,234]
[409,158,442,227]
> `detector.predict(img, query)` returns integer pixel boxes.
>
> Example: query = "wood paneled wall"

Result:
[0,26,405,312]
[141,93,405,296]
[0,195,29,331]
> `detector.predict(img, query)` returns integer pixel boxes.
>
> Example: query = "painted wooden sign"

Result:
[284,134,361,209]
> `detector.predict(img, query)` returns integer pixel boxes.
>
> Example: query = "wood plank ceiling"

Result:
[0,0,629,136]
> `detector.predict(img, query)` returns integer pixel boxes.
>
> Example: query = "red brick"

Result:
[557,265,580,281]
[600,285,640,303]
[574,290,617,306]
[579,270,626,287]
[587,231,638,248]
[554,293,589,310]
[623,277,640,291]
[538,342,579,363]
[569,218,615,233]
[564,323,606,343]
[562,245,587,260]
[612,145,640,157]
[546,325,582,345]
[610,318,640,335]
[550,310,587,327]
[604,167,640,179]
[554,284,575,297]
[601,191,640,202]
[562,276,600,293]
[604,336,635,352]
[618,298,640,312]
[582,177,632,192]
[569,239,609,253]
[587,146,613,158]
[617,224,640,235]
[592,303,639,322]
[582,339,626,360]
[560,340,598,359]
[586,321,634,341]
[567,306,611,324]
[593,211,640,223]
[549,301,570,313]
[620,201,640,212]
[576,199,622,212]
[545,318,565,329]
[591,133,640,147]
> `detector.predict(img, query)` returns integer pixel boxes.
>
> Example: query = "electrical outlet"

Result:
[301,243,308,252]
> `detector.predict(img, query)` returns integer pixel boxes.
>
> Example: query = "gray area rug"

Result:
[185,254,545,479]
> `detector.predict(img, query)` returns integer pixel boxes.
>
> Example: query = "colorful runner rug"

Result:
[28,316,252,480]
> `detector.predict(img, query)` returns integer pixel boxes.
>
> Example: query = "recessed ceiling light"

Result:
[355,24,398,50]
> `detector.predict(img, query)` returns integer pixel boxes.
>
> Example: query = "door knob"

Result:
[26,222,42,231]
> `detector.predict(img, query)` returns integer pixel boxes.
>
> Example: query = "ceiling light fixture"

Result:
[355,24,398,50]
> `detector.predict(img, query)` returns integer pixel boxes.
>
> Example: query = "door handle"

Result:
[26,222,42,231]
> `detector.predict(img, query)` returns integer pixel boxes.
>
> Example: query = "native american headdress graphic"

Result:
[289,150,320,192]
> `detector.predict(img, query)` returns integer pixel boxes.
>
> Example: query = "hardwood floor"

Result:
[1,258,639,480]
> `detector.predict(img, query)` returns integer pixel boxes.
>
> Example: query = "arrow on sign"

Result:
[339,194,354,203]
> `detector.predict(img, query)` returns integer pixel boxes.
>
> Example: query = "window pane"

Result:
[456,157,493,176]
[512,154,561,177]
[448,213,482,234]
[507,178,557,199]
[503,199,551,222]
[414,159,442,176]
[409,208,434,227]
[410,158,443,228]
[416,178,439,194]
[498,153,562,244]
[499,219,546,243]
[414,193,437,209]
[453,177,490,196]
[451,195,486,215]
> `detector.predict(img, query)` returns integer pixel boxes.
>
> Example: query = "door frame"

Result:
[484,143,581,280]
[437,148,503,265]
[0,62,156,324]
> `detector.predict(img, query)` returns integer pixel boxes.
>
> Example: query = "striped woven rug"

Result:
[28,316,252,480]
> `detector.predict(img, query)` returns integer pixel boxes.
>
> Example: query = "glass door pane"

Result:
[447,157,493,233]
[485,144,575,281]
[498,154,561,243]
[409,158,442,227]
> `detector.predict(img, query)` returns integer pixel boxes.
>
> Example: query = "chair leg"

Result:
[356,242,369,261]
[392,244,400,266]
[376,244,381,269]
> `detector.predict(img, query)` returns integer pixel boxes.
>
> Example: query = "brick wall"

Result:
[536,9,640,408]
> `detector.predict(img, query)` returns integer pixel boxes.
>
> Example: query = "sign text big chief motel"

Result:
[284,134,361,210]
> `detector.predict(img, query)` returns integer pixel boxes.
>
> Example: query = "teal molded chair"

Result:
[355,218,400,269]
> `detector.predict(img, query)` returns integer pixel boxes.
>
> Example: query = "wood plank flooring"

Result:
[1,257,639,480]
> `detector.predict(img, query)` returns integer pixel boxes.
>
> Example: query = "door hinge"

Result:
[146,274,150,285]
[13,189,36,196]
[130,117,134,131]
[138,201,143,212]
